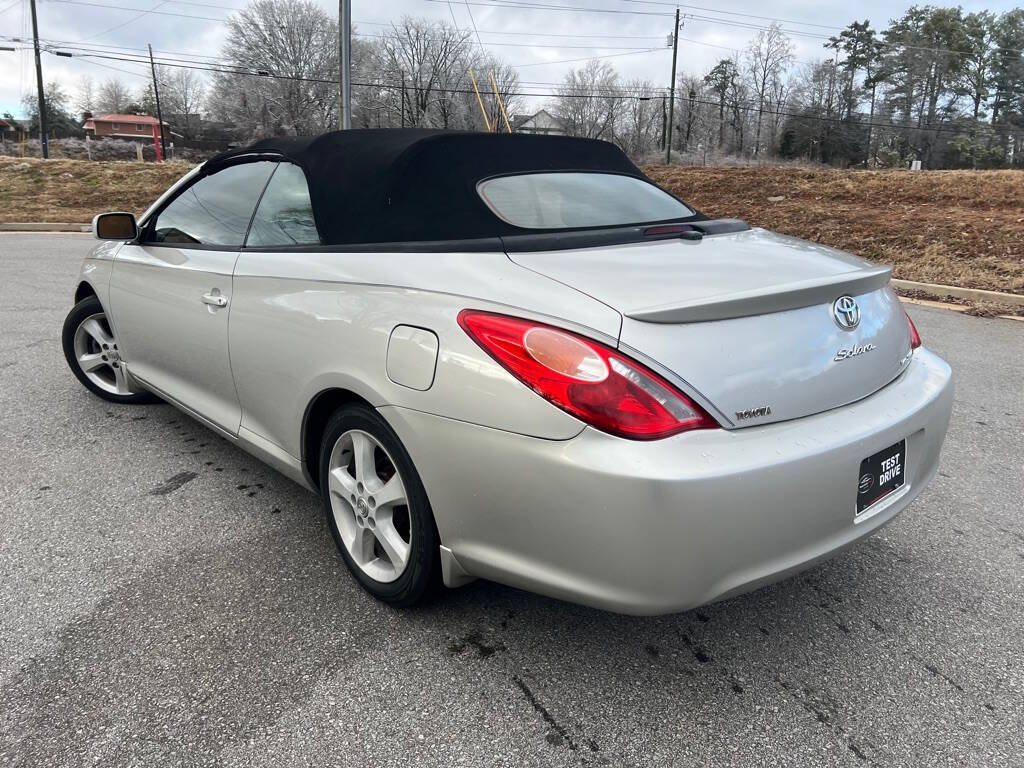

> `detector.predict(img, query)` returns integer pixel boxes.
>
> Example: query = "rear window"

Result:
[477,172,693,230]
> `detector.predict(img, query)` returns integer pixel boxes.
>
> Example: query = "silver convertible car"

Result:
[63,130,953,614]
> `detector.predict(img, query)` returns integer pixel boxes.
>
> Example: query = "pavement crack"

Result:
[512,675,579,752]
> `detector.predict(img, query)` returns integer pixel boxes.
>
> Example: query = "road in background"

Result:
[1,234,1022,767]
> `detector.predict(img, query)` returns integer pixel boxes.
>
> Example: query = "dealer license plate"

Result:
[856,440,906,515]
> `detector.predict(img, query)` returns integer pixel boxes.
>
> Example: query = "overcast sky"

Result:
[1,0,1018,118]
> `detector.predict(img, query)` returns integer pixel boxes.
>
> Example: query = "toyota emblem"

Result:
[832,295,861,330]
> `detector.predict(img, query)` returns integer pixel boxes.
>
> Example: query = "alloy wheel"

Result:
[327,429,412,583]
[72,312,133,396]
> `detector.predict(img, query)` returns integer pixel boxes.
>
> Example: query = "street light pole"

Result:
[338,0,351,129]
[29,0,48,159]
[664,7,680,165]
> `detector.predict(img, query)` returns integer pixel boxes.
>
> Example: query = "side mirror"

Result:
[93,212,138,241]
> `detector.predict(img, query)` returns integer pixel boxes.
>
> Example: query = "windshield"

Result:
[477,172,694,230]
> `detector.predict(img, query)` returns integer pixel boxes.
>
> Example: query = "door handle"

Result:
[201,292,228,308]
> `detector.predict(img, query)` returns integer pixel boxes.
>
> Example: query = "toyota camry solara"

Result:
[63,129,953,614]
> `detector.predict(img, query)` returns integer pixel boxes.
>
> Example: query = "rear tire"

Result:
[318,403,439,606]
[62,295,159,405]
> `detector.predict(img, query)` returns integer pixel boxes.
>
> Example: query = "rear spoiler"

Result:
[626,265,893,324]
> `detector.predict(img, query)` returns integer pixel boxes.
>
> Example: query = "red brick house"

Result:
[83,113,174,141]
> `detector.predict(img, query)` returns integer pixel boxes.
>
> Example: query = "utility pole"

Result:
[661,96,667,151]
[148,44,167,160]
[664,8,680,165]
[337,0,351,129]
[29,0,48,159]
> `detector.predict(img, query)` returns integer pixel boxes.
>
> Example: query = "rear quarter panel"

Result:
[228,249,623,458]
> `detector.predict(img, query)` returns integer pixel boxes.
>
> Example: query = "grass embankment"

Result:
[0,156,190,225]
[646,165,1024,296]
[1,156,1020,296]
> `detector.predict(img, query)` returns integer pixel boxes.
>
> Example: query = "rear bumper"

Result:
[382,348,954,615]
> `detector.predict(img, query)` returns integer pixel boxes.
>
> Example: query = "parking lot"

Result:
[1,232,1022,767]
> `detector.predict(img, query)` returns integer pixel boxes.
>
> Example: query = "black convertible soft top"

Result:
[204,129,705,247]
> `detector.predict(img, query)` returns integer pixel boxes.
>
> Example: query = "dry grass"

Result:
[0,156,192,225]
[2,157,1021,295]
[645,165,1024,295]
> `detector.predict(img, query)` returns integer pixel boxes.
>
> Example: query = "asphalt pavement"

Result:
[1,233,1022,767]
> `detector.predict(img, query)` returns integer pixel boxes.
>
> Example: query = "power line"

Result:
[462,0,485,51]
[3,40,1000,135]
[74,51,149,77]
[20,0,1024,84]
[40,0,228,22]
[513,47,664,67]
[356,32,656,51]
[357,23,666,40]
[32,39,232,65]
[616,0,841,31]
[15,33,229,60]
[8,34,679,84]
[23,45,996,135]
[424,0,672,18]
[456,0,1024,57]
[73,0,169,43]
[35,0,1024,63]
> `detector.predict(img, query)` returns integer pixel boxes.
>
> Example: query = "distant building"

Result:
[513,109,566,136]
[0,116,27,139]
[83,113,174,142]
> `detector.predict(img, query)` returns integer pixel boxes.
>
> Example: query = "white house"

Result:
[514,109,566,136]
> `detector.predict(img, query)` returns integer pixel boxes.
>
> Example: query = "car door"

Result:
[229,162,324,451]
[109,160,277,435]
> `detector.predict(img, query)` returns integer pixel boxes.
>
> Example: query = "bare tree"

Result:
[677,74,707,152]
[209,0,340,137]
[745,23,794,155]
[616,79,661,156]
[96,78,131,114]
[74,76,96,116]
[162,69,205,139]
[376,17,474,128]
[551,59,621,139]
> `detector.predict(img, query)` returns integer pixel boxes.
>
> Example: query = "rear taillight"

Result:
[906,312,922,349]
[457,310,718,440]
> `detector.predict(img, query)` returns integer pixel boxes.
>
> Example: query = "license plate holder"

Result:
[856,439,906,515]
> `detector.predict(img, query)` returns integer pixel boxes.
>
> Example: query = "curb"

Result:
[0,222,90,232]
[892,278,1024,309]
[900,295,1022,322]
[899,296,968,313]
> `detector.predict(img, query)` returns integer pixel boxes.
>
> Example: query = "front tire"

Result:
[62,295,158,404]
[318,404,440,606]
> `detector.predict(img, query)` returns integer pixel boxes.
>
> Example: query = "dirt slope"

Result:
[0,157,190,225]
[646,165,1024,294]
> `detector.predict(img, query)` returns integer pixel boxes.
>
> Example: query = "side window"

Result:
[246,163,321,247]
[146,161,275,246]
